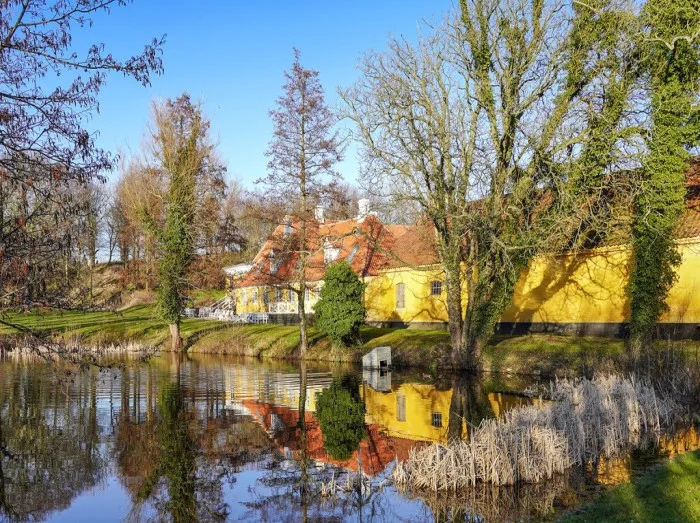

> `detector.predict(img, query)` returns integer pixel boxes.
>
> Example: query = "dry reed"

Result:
[393,375,680,491]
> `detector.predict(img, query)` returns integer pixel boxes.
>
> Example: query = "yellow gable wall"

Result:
[363,266,466,324]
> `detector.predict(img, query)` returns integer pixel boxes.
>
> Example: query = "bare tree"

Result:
[343,0,642,369]
[0,0,164,307]
[259,49,345,356]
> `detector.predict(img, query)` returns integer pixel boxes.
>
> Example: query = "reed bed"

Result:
[4,340,157,364]
[393,375,680,491]
[401,473,572,522]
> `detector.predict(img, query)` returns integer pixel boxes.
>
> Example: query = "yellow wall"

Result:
[230,284,322,315]
[503,238,700,324]
[364,266,463,324]
[364,237,700,326]
[230,237,700,326]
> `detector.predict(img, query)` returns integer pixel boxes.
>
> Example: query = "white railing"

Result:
[268,301,298,314]
[188,307,269,324]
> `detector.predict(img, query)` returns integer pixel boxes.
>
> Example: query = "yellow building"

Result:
[227,191,700,338]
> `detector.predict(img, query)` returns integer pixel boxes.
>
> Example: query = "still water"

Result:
[0,353,696,522]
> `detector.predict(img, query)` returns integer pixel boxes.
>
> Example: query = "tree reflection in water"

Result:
[122,356,230,522]
[0,364,105,522]
[0,355,695,522]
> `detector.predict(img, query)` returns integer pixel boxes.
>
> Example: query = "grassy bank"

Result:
[1,305,695,375]
[560,450,700,522]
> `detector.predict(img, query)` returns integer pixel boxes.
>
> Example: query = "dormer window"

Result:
[346,245,359,263]
[269,250,281,274]
[323,240,340,265]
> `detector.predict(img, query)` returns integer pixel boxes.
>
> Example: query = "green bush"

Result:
[315,376,365,461]
[314,261,365,346]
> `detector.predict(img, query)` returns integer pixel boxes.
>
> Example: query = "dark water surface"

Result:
[0,353,696,522]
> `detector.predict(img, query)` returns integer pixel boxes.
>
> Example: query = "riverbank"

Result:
[1,305,697,376]
[560,449,700,522]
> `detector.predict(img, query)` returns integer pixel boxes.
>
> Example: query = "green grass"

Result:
[2,306,696,374]
[0,305,224,348]
[560,450,700,522]
[188,288,227,307]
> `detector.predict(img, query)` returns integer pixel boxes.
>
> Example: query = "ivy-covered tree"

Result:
[314,261,365,346]
[315,376,365,461]
[149,95,224,350]
[628,0,700,356]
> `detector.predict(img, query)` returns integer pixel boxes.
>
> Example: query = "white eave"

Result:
[223,263,253,277]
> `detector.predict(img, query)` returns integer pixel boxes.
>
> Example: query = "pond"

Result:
[0,353,696,522]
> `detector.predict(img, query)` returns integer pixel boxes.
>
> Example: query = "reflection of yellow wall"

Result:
[487,392,546,418]
[591,426,700,486]
[362,383,454,442]
[223,366,330,412]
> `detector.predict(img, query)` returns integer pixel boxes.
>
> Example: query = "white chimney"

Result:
[357,198,371,220]
[283,217,292,237]
[314,205,325,223]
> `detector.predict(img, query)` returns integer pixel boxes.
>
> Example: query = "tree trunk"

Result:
[298,362,309,523]
[298,288,308,356]
[465,337,483,373]
[169,322,183,351]
[444,259,464,368]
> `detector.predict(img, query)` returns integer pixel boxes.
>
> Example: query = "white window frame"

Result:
[396,283,406,309]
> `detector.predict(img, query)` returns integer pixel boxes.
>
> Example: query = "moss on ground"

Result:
[560,450,700,522]
[1,306,697,375]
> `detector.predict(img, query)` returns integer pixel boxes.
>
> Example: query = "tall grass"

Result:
[393,375,680,490]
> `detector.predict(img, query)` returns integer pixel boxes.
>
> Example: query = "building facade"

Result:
[227,182,700,338]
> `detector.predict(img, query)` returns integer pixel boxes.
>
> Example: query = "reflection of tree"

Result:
[123,366,229,522]
[0,365,105,522]
[316,374,366,460]
[447,374,494,442]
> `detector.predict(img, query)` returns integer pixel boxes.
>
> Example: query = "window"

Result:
[431,412,443,428]
[396,394,406,422]
[346,245,360,263]
[305,288,310,301]
[431,281,442,296]
[242,290,247,305]
[252,289,258,303]
[276,288,283,302]
[263,290,270,305]
[324,240,340,265]
[396,283,405,309]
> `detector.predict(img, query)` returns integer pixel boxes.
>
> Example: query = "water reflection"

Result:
[0,353,695,522]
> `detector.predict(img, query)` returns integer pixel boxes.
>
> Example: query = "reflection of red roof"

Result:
[241,399,418,476]
[235,214,441,288]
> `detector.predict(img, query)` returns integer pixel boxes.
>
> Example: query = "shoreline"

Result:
[1,305,697,376]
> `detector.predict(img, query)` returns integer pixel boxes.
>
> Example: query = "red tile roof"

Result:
[234,166,700,288]
[235,214,440,288]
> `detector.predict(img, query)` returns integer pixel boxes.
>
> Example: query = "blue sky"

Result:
[79,1,453,187]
